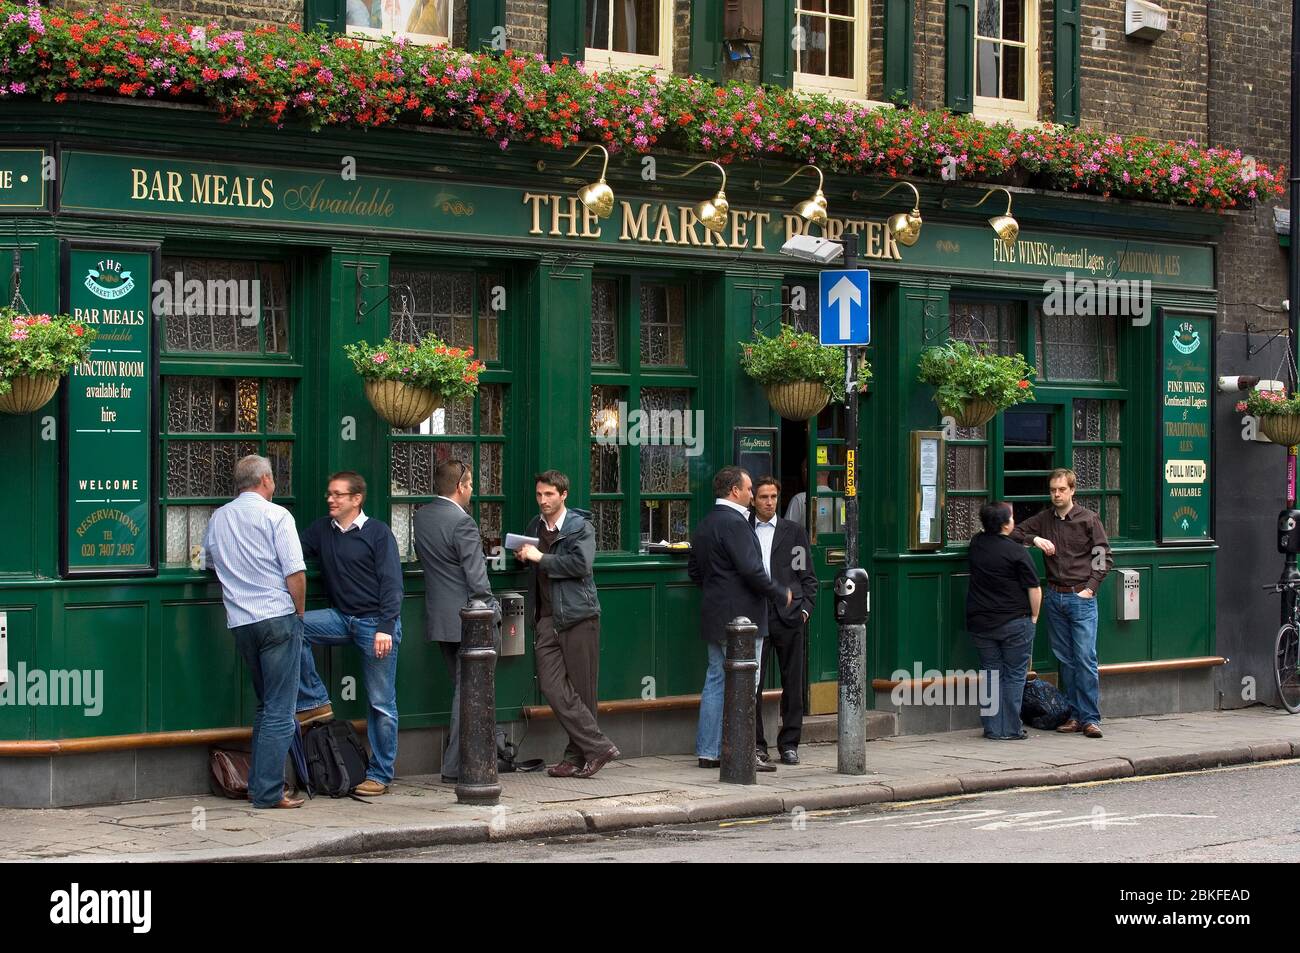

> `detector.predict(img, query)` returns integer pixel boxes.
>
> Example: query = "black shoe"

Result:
[440,774,458,783]
[698,758,720,769]
[755,748,771,764]
[779,749,800,765]
[755,757,777,772]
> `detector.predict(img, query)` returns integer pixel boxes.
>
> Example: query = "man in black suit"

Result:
[751,476,817,766]
[689,466,791,771]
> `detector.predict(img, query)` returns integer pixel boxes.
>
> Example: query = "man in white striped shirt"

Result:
[203,454,307,809]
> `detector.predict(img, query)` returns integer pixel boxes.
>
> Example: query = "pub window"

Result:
[159,257,290,356]
[973,0,1039,121]
[1035,309,1117,382]
[388,267,508,561]
[1072,398,1122,538]
[161,377,297,567]
[590,277,696,552]
[585,0,674,71]
[793,0,870,100]
[346,0,452,46]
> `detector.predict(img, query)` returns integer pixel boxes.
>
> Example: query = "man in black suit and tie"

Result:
[689,466,791,771]
[751,476,818,766]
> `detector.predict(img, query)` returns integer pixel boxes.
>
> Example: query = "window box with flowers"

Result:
[1238,389,1300,447]
[918,339,1035,427]
[740,325,861,421]
[345,336,485,427]
[0,308,96,414]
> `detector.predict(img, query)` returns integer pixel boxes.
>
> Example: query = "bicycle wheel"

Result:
[1274,623,1300,713]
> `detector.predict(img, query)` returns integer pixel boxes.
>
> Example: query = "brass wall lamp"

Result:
[537,144,615,219]
[760,164,828,227]
[660,160,730,234]
[945,186,1019,243]
[874,181,924,247]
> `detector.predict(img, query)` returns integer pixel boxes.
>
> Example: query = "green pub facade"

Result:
[0,98,1222,805]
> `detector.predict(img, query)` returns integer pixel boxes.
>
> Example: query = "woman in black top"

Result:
[967,502,1042,740]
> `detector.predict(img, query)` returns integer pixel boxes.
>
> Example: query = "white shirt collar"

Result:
[332,509,368,533]
[754,513,778,529]
[543,507,568,533]
[716,498,750,518]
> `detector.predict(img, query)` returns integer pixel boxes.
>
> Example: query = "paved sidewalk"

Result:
[4,707,1299,862]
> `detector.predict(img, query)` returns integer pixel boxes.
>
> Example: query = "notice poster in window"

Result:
[910,431,945,550]
[60,242,159,576]
[1158,310,1214,544]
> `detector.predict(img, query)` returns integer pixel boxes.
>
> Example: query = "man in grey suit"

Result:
[412,458,492,783]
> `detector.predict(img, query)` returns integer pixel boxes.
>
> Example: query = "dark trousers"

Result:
[754,621,805,754]
[437,640,462,778]
[535,614,612,764]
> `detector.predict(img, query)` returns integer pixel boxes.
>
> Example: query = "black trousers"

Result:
[754,620,805,753]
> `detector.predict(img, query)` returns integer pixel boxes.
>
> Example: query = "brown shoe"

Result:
[1056,719,1082,733]
[354,780,389,796]
[547,761,581,778]
[296,703,334,727]
[1082,723,1104,738]
[574,746,621,779]
[260,796,304,809]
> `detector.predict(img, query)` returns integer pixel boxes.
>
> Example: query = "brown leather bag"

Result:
[209,748,252,799]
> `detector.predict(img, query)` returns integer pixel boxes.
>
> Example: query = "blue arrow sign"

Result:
[819,269,871,346]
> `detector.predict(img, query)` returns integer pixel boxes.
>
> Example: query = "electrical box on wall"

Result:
[1125,0,1168,40]
[498,592,526,658]
[1116,569,1140,621]
[724,0,763,43]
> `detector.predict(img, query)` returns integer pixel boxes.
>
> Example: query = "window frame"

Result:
[582,0,676,73]
[971,0,1040,125]
[345,0,454,47]
[792,0,873,101]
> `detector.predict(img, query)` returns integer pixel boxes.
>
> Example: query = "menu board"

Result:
[60,244,157,576]
[1159,310,1213,544]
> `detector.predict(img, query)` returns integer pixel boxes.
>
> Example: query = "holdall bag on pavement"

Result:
[209,748,252,799]
[302,720,371,800]
[1021,677,1071,731]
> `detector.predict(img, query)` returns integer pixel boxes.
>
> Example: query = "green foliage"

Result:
[0,307,97,395]
[343,337,485,402]
[738,325,862,402]
[917,339,1036,416]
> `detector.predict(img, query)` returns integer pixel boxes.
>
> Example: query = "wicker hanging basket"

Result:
[0,374,61,415]
[1261,414,1300,447]
[940,396,1000,429]
[364,379,443,428]
[764,381,831,421]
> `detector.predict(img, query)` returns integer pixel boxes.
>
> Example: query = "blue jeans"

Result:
[1045,589,1101,726]
[232,612,302,808]
[695,636,764,761]
[970,616,1036,739]
[297,609,402,785]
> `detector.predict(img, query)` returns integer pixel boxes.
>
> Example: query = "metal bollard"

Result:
[720,616,759,785]
[455,599,501,805]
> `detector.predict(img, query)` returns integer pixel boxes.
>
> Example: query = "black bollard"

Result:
[720,616,759,785]
[455,599,501,805]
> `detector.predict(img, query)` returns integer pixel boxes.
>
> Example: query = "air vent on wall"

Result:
[1126,0,1169,41]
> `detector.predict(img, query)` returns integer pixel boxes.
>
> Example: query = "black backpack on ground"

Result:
[1020,678,1071,730]
[302,720,370,799]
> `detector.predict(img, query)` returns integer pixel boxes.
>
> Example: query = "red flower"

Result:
[1017,379,1029,389]
[70,324,86,337]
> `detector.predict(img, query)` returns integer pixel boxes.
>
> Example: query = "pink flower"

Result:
[371,353,388,364]
[10,327,28,341]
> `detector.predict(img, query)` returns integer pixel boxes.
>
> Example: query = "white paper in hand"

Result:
[505,533,541,551]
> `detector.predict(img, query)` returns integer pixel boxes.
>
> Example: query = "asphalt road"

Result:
[321,760,1300,864]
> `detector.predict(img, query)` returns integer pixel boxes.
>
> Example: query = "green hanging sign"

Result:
[1158,309,1213,544]
[60,243,158,576]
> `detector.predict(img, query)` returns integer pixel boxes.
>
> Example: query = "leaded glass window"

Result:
[945,423,989,543]
[160,257,289,355]
[1035,309,1118,382]
[1072,398,1123,538]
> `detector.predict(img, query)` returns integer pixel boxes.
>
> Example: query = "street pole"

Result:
[1283,0,1300,621]
[837,233,868,776]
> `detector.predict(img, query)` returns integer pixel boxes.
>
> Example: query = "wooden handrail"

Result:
[0,720,367,758]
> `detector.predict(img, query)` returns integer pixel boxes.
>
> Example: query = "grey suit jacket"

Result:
[412,497,493,643]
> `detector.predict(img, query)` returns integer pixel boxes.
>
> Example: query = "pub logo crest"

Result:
[84,259,135,301]
[1172,322,1201,355]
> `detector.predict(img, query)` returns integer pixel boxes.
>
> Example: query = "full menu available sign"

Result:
[1160,312,1212,543]
[61,246,155,575]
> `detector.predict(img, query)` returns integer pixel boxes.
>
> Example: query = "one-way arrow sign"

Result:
[819,269,870,346]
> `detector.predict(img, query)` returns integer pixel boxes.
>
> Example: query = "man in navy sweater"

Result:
[296,471,404,796]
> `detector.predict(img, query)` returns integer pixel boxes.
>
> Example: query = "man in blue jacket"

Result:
[514,470,619,779]
[296,471,404,796]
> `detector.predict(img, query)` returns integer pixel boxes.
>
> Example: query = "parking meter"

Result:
[833,568,870,625]
[1278,509,1300,555]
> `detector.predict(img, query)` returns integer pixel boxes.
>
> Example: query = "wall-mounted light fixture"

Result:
[946,187,1019,243]
[537,144,615,219]
[760,165,828,228]
[661,160,730,234]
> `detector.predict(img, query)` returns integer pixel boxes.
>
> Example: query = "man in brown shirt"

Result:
[1011,467,1113,738]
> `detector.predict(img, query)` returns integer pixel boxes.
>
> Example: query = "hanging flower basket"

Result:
[918,340,1036,428]
[764,381,831,421]
[363,379,443,428]
[1260,415,1300,447]
[1,308,96,415]
[0,373,61,415]
[1237,391,1300,446]
[344,336,484,428]
[946,396,1001,429]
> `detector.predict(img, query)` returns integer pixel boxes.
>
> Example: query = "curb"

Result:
[33,741,1300,863]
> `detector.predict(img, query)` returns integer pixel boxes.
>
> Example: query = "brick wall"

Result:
[506,0,548,56]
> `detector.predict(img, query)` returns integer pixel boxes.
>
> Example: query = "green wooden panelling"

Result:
[660,581,708,696]
[0,605,37,740]
[548,0,583,63]
[1152,564,1214,659]
[529,260,592,501]
[304,0,346,34]
[761,0,795,88]
[467,0,508,52]
[1054,0,1082,126]
[882,0,915,103]
[945,0,974,113]
[160,600,241,730]
[58,602,147,738]
[597,584,658,700]
[689,0,723,81]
